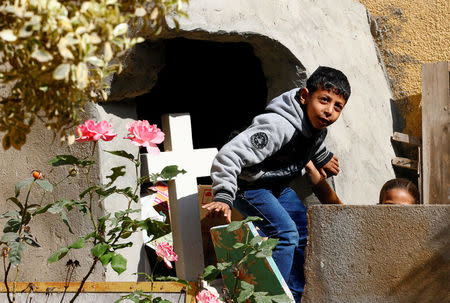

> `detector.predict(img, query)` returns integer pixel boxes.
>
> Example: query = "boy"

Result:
[203,66,351,301]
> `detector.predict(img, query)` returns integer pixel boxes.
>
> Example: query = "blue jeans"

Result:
[234,187,307,302]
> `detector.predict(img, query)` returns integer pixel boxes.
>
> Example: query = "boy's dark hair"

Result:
[379,178,420,204]
[306,66,351,101]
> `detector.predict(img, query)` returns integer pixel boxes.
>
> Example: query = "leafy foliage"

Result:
[200,217,291,303]
[0,147,185,303]
[0,0,188,150]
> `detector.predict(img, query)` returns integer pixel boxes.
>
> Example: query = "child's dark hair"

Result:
[379,178,420,204]
[306,66,351,101]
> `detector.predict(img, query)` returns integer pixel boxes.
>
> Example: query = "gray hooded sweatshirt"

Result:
[211,88,333,207]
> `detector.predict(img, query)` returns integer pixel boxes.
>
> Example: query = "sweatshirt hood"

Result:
[265,88,316,137]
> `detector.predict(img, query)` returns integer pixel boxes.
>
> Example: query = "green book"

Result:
[210,222,294,301]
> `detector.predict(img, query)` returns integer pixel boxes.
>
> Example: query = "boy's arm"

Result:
[305,161,343,204]
[311,138,339,177]
[203,114,296,218]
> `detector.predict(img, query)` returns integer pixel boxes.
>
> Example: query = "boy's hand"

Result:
[305,161,325,186]
[321,155,340,177]
[202,201,232,223]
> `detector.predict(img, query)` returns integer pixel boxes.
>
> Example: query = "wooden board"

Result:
[392,157,418,170]
[0,281,196,302]
[391,132,421,146]
[421,62,450,204]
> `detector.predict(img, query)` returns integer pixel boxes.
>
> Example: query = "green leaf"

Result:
[0,29,17,42]
[203,265,220,282]
[3,218,21,233]
[141,218,169,239]
[240,280,255,291]
[227,221,243,232]
[1,232,19,243]
[233,242,245,249]
[111,242,133,250]
[48,247,69,263]
[249,236,263,246]
[8,241,26,266]
[99,252,114,266]
[237,289,253,303]
[31,49,53,62]
[80,186,99,199]
[36,179,53,192]
[105,150,135,161]
[113,23,128,36]
[252,291,269,298]
[111,253,127,275]
[53,63,71,80]
[49,155,94,167]
[23,236,40,247]
[49,155,80,166]
[254,296,272,303]
[7,197,24,212]
[244,216,263,223]
[0,210,20,219]
[33,203,54,215]
[255,248,273,259]
[60,211,73,234]
[270,294,292,303]
[154,276,191,289]
[69,237,85,249]
[260,238,278,251]
[15,177,34,197]
[91,243,108,258]
[160,165,186,180]
[106,166,126,185]
[76,62,88,89]
[217,262,232,271]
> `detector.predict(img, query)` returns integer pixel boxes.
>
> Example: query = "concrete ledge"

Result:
[303,205,450,303]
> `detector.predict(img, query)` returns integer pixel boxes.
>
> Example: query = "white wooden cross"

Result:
[141,113,218,281]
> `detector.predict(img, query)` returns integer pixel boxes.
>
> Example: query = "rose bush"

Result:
[1,119,185,303]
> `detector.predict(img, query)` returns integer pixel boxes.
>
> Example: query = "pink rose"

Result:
[124,120,164,154]
[75,120,117,142]
[154,242,178,268]
[196,289,220,303]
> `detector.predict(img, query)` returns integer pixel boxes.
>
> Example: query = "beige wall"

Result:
[358,0,450,138]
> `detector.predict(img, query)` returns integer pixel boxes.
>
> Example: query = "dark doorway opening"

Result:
[136,38,268,152]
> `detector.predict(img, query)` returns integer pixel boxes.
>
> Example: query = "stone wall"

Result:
[303,205,450,302]
[357,0,450,138]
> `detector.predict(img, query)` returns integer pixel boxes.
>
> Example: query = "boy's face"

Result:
[299,87,346,130]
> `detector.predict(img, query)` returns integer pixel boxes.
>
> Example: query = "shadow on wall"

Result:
[389,224,450,303]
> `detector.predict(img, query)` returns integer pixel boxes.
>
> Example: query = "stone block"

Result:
[303,205,450,303]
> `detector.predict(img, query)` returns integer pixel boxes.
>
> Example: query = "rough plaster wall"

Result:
[131,0,396,204]
[304,205,450,303]
[358,0,450,138]
[0,105,105,282]
[92,101,148,282]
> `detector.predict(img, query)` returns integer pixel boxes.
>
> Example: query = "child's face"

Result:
[299,87,346,130]
[382,188,415,205]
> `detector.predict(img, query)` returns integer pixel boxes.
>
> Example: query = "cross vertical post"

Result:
[141,113,218,280]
